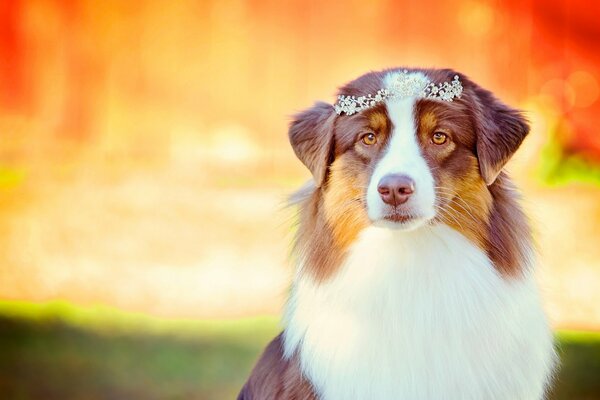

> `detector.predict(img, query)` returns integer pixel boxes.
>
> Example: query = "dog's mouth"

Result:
[367,197,435,230]
[383,213,413,223]
[375,213,425,231]
[375,206,433,230]
[381,207,425,224]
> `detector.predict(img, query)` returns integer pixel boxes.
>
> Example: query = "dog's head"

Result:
[290,68,529,242]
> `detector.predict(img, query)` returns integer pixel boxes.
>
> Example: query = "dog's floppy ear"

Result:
[289,102,336,187]
[472,86,530,185]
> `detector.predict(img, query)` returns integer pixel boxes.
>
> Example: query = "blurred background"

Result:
[1,0,599,398]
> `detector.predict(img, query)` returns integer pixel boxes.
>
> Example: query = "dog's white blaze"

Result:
[366,72,436,229]
[283,225,556,400]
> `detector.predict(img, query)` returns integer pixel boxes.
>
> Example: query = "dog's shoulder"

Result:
[238,333,317,400]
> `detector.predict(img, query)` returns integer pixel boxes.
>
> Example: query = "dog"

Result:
[238,67,556,399]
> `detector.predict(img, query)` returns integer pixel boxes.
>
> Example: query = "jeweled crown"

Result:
[334,70,463,116]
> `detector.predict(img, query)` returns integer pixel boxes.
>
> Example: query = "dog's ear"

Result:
[471,86,530,185]
[289,102,337,187]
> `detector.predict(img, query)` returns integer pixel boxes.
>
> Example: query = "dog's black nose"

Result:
[377,174,415,206]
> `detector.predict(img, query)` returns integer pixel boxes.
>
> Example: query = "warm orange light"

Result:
[0,0,599,328]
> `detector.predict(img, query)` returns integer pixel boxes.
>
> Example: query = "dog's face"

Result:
[289,68,529,241]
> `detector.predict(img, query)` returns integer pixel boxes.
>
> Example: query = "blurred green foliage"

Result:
[0,301,598,399]
[553,331,600,399]
[0,301,279,399]
[538,139,600,186]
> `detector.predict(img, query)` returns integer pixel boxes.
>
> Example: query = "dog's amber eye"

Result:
[432,132,448,145]
[362,133,377,145]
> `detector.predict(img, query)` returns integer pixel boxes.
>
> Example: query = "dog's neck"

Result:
[283,224,554,400]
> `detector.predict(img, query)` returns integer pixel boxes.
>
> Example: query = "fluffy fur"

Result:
[284,225,554,399]
[239,67,557,400]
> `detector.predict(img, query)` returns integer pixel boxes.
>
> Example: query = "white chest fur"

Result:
[283,225,556,400]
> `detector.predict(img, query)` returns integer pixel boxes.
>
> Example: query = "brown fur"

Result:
[288,102,337,187]
[238,334,317,400]
[293,105,394,281]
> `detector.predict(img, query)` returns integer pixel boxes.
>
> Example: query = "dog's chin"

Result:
[371,213,430,231]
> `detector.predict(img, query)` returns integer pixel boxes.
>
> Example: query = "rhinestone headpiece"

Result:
[334,70,463,116]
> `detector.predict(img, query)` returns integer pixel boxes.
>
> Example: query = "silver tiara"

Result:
[334,70,463,115]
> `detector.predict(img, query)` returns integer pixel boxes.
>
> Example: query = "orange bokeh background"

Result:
[1,0,600,328]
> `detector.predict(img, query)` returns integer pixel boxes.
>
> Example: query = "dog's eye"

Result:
[362,133,377,146]
[432,132,448,145]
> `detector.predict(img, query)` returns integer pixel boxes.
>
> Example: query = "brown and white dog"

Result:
[239,67,556,400]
